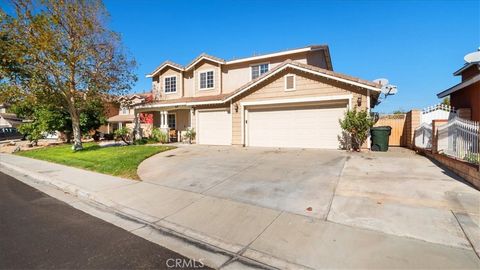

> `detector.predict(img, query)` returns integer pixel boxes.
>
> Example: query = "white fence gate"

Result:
[421,104,456,124]
[414,123,433,149]
[437,117,479,164]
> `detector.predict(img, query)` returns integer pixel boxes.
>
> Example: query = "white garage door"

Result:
[197,110,231,145]
[247,104,346,149]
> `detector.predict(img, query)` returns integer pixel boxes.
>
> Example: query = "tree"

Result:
[12,96,107,143]
[441,97,450,106]
[0,0,136,150]
[339,109,374,151]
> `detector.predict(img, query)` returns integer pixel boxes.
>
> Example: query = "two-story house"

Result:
[106,94,151,134]
[437,50,480,121]
[135,45,381,149]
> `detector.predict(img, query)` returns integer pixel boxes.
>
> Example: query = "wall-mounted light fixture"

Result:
[234,103,239,113]
[357,96,362,107]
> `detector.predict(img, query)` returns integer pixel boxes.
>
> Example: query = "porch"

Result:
[106,114,135,134]
[134,107,192,143]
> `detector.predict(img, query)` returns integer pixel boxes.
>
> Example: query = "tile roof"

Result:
[107,114,135,123]
[139,60,380,109]
[184,53,226,70]
[146,94,229,106]
[224,60,380,100]
[148,60,184,77]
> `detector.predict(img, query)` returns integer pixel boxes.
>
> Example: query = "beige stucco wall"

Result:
[221,50,328,93]
[192,60,222,97]
[229,68,368,145]
[153,67,184,100]
[172,109,191,131]
[151,50,329,100]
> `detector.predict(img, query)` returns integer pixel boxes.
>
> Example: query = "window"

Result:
[167,114,176,129]
[285,74,296,91]
[251,63,269,80]
[164,76,177,93]
[121,106,129,115]
[199,70,214,90]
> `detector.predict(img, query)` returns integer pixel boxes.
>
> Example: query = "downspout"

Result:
[367,89,371,150]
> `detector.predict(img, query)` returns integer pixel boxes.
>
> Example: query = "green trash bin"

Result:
[371,126,392,152]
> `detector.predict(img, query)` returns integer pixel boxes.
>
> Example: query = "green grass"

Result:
[16,142,174,180]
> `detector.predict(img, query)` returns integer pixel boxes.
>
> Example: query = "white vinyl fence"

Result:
[421,104,456,124]
[414,123,433,149]
[437,117,479,165]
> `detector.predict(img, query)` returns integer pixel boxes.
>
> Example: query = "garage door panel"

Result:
[198,110,231,145]
[247,105,345,149]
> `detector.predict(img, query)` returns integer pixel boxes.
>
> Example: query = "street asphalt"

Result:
[0,171,211,270]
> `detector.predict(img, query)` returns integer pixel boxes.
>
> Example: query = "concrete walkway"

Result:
[1,152,479,269]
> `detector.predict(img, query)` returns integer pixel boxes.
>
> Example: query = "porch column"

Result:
[134,111,141,139]
[160,111,169,129]
[190,108,195,128]
[107,123,110,134]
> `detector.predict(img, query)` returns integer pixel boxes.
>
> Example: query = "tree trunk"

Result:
[66,93,83,151]
[70,109,83,151]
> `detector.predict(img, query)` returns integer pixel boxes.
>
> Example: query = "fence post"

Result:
[406,109,421,149]
[432,119,448,154]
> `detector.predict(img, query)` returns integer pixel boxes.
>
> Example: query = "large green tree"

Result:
[0,0,136,150]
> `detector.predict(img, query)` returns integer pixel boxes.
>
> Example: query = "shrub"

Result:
[18,123,44,146]
[151,128,168,143]
[133,138,148,145]
[339,109,374,151]
[184,128,196,144]
[114,127,131,145]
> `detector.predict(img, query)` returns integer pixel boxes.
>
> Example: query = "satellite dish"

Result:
[374,78,389,86]
[386,85,398,95]
[464,49,480,63]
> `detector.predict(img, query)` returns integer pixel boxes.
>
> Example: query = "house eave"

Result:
[437,74,480,98]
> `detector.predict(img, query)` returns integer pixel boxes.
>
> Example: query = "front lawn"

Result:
[16,142,174,179]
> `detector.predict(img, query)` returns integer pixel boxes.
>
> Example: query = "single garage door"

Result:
[247,103,346,149]
[197,109,231,145]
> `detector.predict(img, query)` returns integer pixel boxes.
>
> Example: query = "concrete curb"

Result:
[0,159,309,270]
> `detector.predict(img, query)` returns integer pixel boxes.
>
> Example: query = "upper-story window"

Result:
[164,76,177,93]
[251,63,269,80]
[120,106,129,115]
[199,70,214,90]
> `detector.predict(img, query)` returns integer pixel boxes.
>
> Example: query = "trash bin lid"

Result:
[371,126,392,131]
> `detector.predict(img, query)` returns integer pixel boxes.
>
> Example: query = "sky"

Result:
[102,0,479,113]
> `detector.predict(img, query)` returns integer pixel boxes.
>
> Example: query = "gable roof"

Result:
[226,45,331,67]
[146,61,184,78]
[184,53,225,70]
[146,45,333,78]
[138,60,380,109]
[224,60,380,102]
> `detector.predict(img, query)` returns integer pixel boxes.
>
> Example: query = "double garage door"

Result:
[247,103,346,149]
[197,103,346,149]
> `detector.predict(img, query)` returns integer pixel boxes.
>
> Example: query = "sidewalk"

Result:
[1,153,479,269]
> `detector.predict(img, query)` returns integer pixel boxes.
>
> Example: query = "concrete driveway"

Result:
[138,145,346,218]
[138,145,480,255]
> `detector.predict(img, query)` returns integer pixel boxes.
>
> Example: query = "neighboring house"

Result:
[135,45,381,149]
[0,103,23,128]
[106,94,152,135]
[437,51,480,121]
